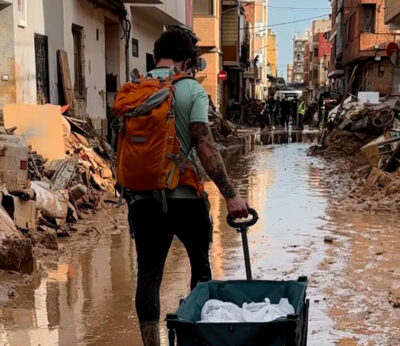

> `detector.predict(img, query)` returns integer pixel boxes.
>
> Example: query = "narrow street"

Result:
[1,133,398,345]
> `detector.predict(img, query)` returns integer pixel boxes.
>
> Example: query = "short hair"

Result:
[154,28,197,67]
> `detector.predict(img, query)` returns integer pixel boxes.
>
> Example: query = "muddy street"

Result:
[0,133,399,345]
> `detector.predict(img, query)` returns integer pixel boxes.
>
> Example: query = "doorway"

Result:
[146,53,155,72]
[34,33,50,104]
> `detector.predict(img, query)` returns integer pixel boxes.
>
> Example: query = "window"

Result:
[314,48,319,57]
[132,38,139,58]
[194,0,214,16]
[360,4,376,33]
[72,24,84,97]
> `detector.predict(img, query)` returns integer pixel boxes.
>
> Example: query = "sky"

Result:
[268,0,331,81]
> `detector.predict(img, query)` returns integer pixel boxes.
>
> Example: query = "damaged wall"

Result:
[0,0,126,134]
[0,3,16,111]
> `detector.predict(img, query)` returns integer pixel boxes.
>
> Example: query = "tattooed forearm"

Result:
[190,123,237,199]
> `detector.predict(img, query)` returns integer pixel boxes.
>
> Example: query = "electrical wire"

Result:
[240,13,331,31]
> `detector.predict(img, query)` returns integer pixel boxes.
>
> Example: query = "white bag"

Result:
[200,298,295,323]
[200,299,243,323]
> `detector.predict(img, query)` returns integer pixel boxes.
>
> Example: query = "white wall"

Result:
[130,8,164,74]
[158,1,186,25]
[13,0,46,105]
[0,3,16,110]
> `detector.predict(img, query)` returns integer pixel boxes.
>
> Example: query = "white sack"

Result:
[200,298,295,323]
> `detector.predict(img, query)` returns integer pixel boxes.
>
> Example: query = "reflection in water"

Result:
[1,138,397,345]
[260,129,319,145]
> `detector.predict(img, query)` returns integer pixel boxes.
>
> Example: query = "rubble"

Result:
[208,100,242,147]
[0,105,116,271]
[310,95,400,214]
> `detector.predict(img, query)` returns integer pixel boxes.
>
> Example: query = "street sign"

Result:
[386,42,399,58]
[218,70,228,82]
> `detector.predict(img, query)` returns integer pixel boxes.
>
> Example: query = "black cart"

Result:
[166,209,309,346]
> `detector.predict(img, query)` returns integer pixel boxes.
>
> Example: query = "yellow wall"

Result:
[267,29,277,77]
[193,0,222,110]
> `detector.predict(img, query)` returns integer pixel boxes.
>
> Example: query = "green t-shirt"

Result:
[148,68,209,199]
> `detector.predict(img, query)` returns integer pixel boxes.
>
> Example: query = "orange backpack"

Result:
[113,69,204,204]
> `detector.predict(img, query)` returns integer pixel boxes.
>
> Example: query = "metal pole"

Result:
[241,228,252,281]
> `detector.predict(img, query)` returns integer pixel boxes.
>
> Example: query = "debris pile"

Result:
[0,105,116,271]
[310,94,400,213]
[208,101,242,147]
[241,99,263,127]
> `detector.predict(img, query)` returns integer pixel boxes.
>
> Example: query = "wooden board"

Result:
[57,50,75,117]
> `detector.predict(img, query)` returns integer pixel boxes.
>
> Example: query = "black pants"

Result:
[128,198,213,322]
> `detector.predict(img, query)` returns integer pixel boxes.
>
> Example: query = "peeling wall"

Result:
[0,4,16,111]
[62,0,125,122]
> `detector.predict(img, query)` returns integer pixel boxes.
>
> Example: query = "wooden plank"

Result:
[57,50,75,117]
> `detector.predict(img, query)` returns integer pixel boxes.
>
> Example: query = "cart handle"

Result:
[227,208,259,230]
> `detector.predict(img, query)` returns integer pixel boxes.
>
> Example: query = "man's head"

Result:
[154,28,198,72]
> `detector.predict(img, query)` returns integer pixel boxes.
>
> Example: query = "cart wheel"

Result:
[301,299,310,346]
[168,329,175,346]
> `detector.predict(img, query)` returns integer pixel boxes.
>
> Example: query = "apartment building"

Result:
[267,29,277,78]
[292,33,308,83]
[252,0,268,99]
[328,0,345,94]
[193,0,222,111]
[309,19,331,99]
[341,0,394,94]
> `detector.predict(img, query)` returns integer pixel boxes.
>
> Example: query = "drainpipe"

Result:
[121,16,131,82]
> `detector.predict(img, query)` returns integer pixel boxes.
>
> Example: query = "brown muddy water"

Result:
[1,130,399,345]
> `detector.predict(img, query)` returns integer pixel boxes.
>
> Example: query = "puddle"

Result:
[0,135,399,345]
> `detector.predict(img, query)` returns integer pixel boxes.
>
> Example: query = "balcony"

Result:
[128,0,186,26]
[244,66,262,80]
[385,0,400,30]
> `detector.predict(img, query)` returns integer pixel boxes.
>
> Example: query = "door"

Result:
[34,33,50,104]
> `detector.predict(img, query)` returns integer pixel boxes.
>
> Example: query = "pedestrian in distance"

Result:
[113,27,249,346]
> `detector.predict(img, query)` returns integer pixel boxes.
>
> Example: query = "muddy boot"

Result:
[140,321,160,346]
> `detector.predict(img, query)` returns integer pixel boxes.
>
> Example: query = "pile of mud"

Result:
[310,129,400,214]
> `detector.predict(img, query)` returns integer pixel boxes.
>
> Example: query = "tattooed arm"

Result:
[190,122,248,218]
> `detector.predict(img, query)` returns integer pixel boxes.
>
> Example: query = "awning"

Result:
[328,70,345,79]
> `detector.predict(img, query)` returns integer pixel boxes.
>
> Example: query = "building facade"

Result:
[385,0,400,30]
[292,33,308,83]
[328,0,345,94]
[287,64,293,83]
[0,0,191,134]
[341,0,394,95]
[193,0,222,111]
[267,29,277,78]
[309,19,331,100]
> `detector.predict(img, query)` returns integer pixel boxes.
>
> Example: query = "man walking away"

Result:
[116,28,248,346]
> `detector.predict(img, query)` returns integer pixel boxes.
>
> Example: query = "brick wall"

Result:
[196,52,222,111]
[343,0,391,65]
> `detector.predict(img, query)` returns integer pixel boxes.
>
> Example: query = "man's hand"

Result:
[226,196,249,219]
